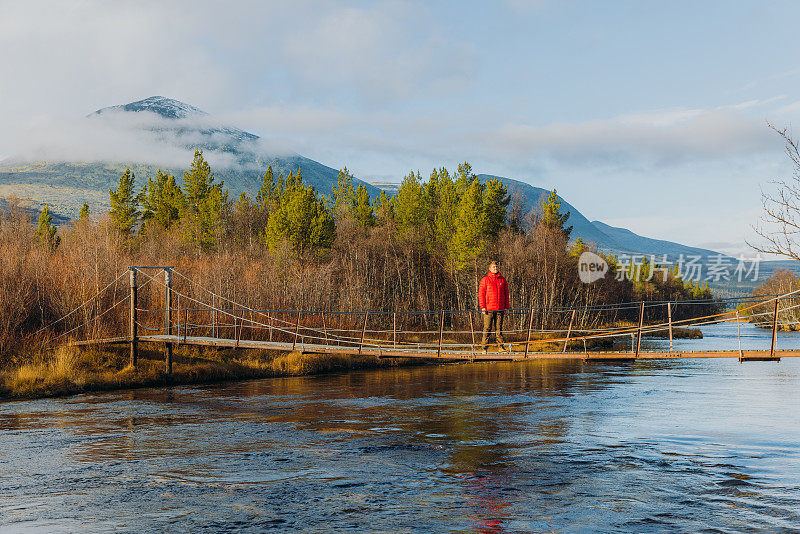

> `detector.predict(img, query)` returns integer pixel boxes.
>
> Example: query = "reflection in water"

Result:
[1,324,800,532]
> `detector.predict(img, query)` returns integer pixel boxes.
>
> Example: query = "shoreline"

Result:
[0,324,705,401]
[0,344,421,401]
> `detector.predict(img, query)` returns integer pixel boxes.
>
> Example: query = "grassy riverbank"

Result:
[1,324,704,400]
[0,344,415,400]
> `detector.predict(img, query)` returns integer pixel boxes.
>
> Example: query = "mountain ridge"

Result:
[0,96,381,217]
[476,174,725,259]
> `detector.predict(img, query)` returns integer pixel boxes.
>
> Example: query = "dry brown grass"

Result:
[0,344,415,400]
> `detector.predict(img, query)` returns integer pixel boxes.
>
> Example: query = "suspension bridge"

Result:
[35,266,800,375]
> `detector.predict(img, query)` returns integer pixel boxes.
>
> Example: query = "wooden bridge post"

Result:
[562,309,575,353]
[393,311,397,349]
[635,301,644,358]
[770,297,779,359]
[235,308,241,349]
[667,302,673,351]
[322,311,329,346]
[736,309,743,362]
[358,312,368,355]
[524,308,534,359]
[129,268,138,368]
[468,310,476,352]
[164,268,172,375]
[437,310,445,358]
[292,309,301,352]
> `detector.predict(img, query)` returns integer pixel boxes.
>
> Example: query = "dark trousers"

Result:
[481,310,505,349]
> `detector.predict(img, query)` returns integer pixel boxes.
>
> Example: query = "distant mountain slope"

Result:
[0,96,379,218]
[0,197,70,226]
[590,221,722,258]
[477,173,723,258]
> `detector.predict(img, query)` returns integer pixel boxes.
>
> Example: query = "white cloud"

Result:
[281,2,474,101]
[483,107,776,168]
[3,111,262,170]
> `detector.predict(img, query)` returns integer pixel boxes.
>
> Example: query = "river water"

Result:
[2,323,800,532]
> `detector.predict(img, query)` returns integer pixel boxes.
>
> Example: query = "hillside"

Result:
[0,96,380,218]
[477,174,722,258]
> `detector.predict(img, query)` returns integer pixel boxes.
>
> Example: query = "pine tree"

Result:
[35,205,60,250]
[256,164,278,212]
[393,171,426,235]
[568,237,587,257]
[284,168,302,192]
[435,169,458,246]
[109,167,140,238]
[141,170,185,231]
[78,203,90,221]
[195,184,228,252]
[331,167,356,218]
[450,178,486,269]
[455,162,475,194]
[540,189,572,239]
[182,150,227,251]
[483,177,510,239]
[353,184,376,228]
[373,190,395,225]
[184,150,214,208]
[264,181,335,254]
[422,168,441,243]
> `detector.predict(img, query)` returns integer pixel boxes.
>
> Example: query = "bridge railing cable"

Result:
[53,265,800,355]
[29,269,130,342]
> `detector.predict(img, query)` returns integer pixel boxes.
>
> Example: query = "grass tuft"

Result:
[0,344,415,400]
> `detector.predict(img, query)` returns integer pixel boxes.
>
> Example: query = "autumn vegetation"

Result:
[739,268,800,330]
[0,151,721,396]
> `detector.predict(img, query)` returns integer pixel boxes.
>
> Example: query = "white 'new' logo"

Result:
[578,251,609,283]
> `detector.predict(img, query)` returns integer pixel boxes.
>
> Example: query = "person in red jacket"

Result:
[479,260,510,352]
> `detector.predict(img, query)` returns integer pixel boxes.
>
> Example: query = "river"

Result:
[2,323,800,532]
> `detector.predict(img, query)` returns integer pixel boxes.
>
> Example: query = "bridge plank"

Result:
[68,334,799,361]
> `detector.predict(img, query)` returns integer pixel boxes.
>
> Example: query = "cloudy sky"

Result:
[3,0,800,254]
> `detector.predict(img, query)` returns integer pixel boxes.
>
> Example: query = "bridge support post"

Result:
[129,268,138,368]
[393,310,397,349]
[771,297,779,359]
[292,310,301,352]
[235,308,240,349]
[736,309,743,362]
[524,308,534,359]
[358,312,368,355]
[667,302,673,351]
[437,310,444,358]
[562,309,575,353]
[468,310,476,354]
[164,268,172,375]
[635,302,644,358]
[322,311,329,346]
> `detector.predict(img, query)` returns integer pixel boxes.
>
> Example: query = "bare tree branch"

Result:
[750,123,800,262]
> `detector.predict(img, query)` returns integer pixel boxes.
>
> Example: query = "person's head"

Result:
[489,261,499,274]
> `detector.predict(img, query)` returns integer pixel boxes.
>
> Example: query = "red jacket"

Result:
[479,272,509,311]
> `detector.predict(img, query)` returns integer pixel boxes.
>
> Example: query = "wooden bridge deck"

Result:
[71,334,796,361]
